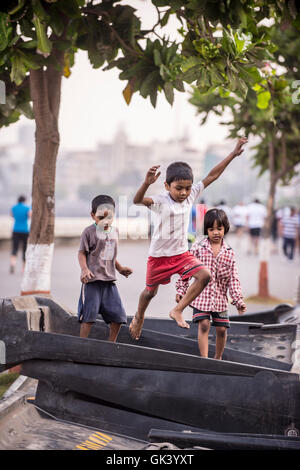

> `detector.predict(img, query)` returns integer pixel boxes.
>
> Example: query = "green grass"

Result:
[0,372,19,399]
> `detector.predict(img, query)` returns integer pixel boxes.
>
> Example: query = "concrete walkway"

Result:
[0,234,299,319]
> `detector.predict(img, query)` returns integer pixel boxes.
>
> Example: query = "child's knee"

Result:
[216,327,227,338]
[195,268,211,286]
[199,319,210,334]
[143,287,158,300]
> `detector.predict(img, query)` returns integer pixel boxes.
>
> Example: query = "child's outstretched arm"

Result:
[202,137,247,188]
[133,165,161,207]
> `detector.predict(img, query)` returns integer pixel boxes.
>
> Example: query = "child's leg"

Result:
[169,268,211,328]
[197,319,210,357]
[129,286,159,340]
[214,326,227,360]
[80,322,93,338]
[108,322,122,342]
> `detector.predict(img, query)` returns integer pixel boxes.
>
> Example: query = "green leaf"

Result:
[181,56,201,73]
[10,53,27,86]
[20,39,38,49]
[140,70,159,98]
[173,79,185,92]
[31,0,50,22]
[150,90,158,108]
[256,90,271,109]
[16,101,34,119]
[234,33,245,54]
[236,78,248,99]
[32,15,52,57]
[88,46,105,69]
[164,81,174,105]
[0,13,12,52]
[153,49,162,66]
[49,6,65,37]
[161,9,171,27]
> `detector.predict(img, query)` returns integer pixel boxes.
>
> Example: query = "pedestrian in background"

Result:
[10,195,31,273]
[271,208,280,254]
[217,200,232,225]
[279,206,299,262]
[246,198,267,255]
[232,201,248,250]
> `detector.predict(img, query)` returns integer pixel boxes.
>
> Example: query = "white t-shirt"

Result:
[232,204,248,227]
[247,203,267,229]
[282,214,299,239]
[148,181,204,257]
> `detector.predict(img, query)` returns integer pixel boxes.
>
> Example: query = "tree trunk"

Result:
[21,50,64,295]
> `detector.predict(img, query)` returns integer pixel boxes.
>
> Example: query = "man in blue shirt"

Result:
[10,195,31,273]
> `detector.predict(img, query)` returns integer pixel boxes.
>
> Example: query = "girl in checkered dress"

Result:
[176,208,246,360]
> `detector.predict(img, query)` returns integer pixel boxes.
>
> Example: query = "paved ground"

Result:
[0,233,299,319]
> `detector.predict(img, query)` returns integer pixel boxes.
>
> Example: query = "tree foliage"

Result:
[1,0,300,128]
[189,23,300,186]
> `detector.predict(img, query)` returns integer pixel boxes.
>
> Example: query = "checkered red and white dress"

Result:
[175,237,245,312]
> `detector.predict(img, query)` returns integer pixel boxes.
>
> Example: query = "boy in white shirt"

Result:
[130,138,248,340]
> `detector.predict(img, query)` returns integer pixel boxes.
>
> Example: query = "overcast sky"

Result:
[0,0,231,152]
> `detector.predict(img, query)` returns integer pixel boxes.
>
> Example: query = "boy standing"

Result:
[129,138,247,340]
[78,195,132,340]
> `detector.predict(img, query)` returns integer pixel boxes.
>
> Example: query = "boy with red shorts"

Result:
[129,138,247,340]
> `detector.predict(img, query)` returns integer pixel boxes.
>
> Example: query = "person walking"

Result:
[246,198,267,255]
[279,206,299,262]
[232,201,248,250]
[10,195,31,273]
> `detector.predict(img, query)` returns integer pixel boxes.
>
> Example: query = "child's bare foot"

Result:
[129,313,144,340]
[169,308,190,329]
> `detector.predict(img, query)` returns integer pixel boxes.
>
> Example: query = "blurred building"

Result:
[55,126,204,203]
[0,125,34,212]
[0,124,299,216]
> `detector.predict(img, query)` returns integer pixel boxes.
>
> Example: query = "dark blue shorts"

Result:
[192,308,230,328]
[78,280,127,325]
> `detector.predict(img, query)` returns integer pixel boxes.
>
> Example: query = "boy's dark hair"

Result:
[18,195,26,203]
[91,195,115,214]
[204,208,230,235]
[166,162,193,185]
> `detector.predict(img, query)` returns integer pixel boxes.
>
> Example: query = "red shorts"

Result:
[146,251,206,291]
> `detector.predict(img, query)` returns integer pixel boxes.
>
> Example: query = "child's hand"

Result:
[176,294,182,303]
[233,137,248,156]
[238,304,247,315]
[118,266,133,278]
[81,267,95,284]
[145,165,161,185]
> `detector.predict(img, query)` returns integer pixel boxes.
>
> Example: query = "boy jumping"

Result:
[129,138,247,340]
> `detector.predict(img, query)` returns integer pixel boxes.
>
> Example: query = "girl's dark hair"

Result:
[91,195,115,213]
[166,162,193,185]
[204,208,230,235]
